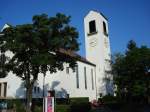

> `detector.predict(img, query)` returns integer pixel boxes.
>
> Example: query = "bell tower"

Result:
[84,10,112,97]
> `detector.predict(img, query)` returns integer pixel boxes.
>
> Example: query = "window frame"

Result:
[66,67,69,74]
[103,21,108,36]
[3,82,7,97]
[89,20,97,33]
[91,69,94,90]
[84,67,87,89]
[0,83,1,97]
[76,65,79,88]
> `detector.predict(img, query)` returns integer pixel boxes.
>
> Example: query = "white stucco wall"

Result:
[41,61,97,101]
[0,61,96,101]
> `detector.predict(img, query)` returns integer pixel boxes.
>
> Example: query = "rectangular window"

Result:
[66,67,69,74]
[3,82,7,97]
[91,69,94,90]
[73,67,76,73]
[76,65,79,88]
[89,20,96,33]
[37,87,40,93]
[0,83,1,97]
[34,87,36,93]
[103,21,108,36]
[84,67,87,89]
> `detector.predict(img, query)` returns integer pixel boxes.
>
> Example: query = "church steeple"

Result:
[84,10,112,96]
[1,23,10,32]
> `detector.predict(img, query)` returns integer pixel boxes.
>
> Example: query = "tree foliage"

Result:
[0,53,8,77]
[0,13,79,112]
[112,40,150,102]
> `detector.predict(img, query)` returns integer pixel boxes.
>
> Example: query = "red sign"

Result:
[43,97,54,112]
[47,97,52,112]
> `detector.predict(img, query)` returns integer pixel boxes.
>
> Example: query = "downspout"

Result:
[94,66,98,100]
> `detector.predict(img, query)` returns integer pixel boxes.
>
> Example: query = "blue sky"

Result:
[0,0,150,56]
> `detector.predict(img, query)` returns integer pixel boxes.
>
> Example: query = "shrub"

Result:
[32,98,43,106]
[0,97,91,112]
[70,97,89,104]
[56,104,70,112]
[100,95,123,110]
[0,99,26,112]
[12,99,26,112]
[70,97,91,112]
[33,105,43,112]
[0,99,8,109]
[101,94,117,104]
[70,102,91,112]
[56,98,69,105]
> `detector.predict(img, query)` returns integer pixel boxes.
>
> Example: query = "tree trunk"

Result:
[25,64,38,112]
[26,85,33,112]
[25,72,33,112]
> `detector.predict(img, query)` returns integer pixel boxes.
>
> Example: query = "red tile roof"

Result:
[58,48,96,66]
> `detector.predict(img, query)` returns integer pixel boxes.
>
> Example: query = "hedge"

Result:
[0,97,91,112]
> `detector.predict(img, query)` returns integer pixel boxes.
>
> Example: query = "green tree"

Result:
[112,40,150,103]
[0,53,8,77]
[0,13,79,112]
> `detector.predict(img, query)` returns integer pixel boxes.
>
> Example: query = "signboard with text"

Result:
[43,97,54,112]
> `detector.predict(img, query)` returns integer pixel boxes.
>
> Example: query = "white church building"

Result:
[0,10,112,101]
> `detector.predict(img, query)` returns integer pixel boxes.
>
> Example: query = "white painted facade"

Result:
[0,10,112,101]
[0,61,96,101]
